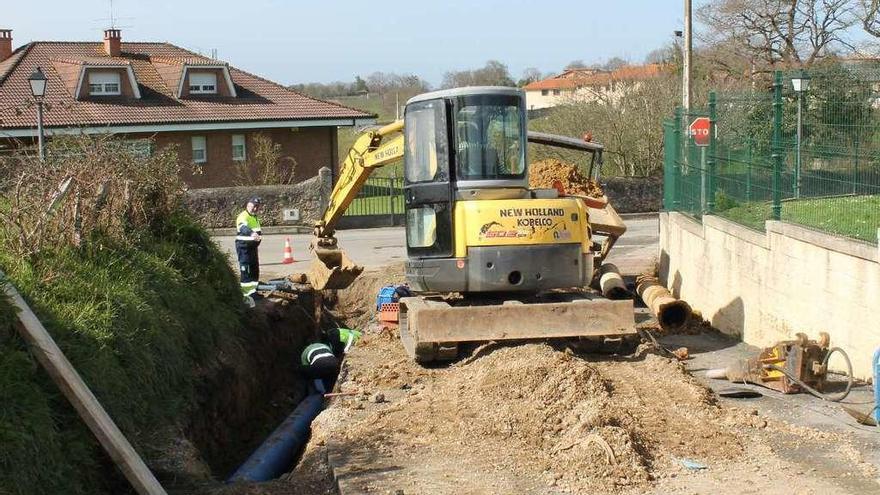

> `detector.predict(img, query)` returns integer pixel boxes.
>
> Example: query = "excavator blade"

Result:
[399,295,636,363]
[308,246,364,291]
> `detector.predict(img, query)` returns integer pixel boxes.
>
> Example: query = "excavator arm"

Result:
[314,120,405,243]
[309,120,404,290]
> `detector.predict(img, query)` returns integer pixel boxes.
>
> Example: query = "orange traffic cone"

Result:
[281,237,295,264]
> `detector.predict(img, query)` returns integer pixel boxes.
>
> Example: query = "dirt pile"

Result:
[323,333,743,493]
[530,158,604,198]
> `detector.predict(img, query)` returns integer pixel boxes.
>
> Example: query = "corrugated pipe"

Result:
[227,387,325,483]
[635,275,692,331]
[595,263,630,300]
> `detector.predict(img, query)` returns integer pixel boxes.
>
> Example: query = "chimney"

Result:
[103,28,121,57]
[0,30,12,62]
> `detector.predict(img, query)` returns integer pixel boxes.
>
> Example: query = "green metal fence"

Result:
[343,176,405,218]
[664,68,880,244]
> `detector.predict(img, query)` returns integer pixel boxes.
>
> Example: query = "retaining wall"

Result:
[660,212,880,378]
[184,168,332,229]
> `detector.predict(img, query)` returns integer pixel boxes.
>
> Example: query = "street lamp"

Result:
[791,71,810,199]
[28,66,48,162]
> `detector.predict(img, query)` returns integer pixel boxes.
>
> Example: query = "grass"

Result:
[717,194,880,243]
[0,213,245,494]
[346,194,405,215]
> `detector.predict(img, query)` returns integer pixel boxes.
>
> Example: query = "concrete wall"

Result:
[184,167,332,229]
[660,212,880,378]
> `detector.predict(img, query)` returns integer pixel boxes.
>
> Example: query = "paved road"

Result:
[212,214,659,280]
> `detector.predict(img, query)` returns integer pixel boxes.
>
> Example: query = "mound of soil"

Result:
[530,159,604,198]
[315,329,742,493]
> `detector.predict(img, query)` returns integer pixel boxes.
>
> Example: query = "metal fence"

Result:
[342,176,405,218]
[664,68,880,244]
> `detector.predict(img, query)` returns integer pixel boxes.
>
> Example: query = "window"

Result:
[541,89,549,96]
[232,134,246,161]
[88,72,121,95]
[191,136,206,163]
[189,72,218,94]
[406,206,437,248]
[454,95,525,181]
[404,100,448,183]
[553,89,561,95]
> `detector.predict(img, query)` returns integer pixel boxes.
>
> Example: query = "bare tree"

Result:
[858,0,880,37]
[441,60,515,88]
[518,67,545,86]
[699,0,857,71]
[565,59,588,70]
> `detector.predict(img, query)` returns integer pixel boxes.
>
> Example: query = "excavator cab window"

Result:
[405,100,447,183]
[454,94,525,181]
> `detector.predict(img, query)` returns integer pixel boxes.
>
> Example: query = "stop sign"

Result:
[689,117,711,147]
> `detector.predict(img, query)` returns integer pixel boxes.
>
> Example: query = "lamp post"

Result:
[791,71,810,199]
[28,66,48,162]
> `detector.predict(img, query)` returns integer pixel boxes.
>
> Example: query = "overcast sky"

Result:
[6,0,685,86]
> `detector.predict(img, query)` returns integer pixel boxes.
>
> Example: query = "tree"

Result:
[234,133,297,186]
[518,67,545,86]
[565,59,588,70]
[441,60,516,88]
[530,74,681,177]
[602,57,629,70]
[354,75,368,94]
[698,0,858,71]
[859,0,880,37]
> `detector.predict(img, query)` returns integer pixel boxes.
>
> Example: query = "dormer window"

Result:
[89,72,121,95]
[189,72,217,94]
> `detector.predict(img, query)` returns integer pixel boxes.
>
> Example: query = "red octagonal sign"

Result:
[689,117,711,147]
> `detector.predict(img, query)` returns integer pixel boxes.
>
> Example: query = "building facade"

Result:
[0,29,375,187]
[524,65,663,110]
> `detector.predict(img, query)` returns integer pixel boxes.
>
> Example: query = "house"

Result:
[0,29,376,188]
[523,64,664,110]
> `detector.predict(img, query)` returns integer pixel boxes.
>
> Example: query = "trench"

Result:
[161,290,344,492]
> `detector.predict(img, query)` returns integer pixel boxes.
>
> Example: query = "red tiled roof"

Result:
[524,64,664,91]
[0,41,373,131]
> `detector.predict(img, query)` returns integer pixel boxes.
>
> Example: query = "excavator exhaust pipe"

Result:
[308,246,363,291]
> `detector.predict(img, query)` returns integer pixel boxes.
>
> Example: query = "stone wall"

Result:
[184,167,332,229]
[603,176,661,213]
[660,212,880,378]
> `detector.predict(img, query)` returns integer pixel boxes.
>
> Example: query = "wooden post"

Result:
[2,275,167,495]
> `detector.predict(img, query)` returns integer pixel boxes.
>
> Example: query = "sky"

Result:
[5,0,686,86]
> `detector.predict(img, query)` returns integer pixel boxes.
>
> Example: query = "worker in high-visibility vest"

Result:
[235,197,263,299]
[301,328,363,388]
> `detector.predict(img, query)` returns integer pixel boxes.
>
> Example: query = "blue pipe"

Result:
[227,391,325,483]
[874,347,880,424]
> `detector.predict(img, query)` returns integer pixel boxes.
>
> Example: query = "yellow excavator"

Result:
[311,86,634,362]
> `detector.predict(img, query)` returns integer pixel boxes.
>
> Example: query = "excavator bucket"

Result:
[308,246,364,291]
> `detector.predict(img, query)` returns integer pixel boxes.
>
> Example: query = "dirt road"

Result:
[286,269,880,495]
[211,265,880,495]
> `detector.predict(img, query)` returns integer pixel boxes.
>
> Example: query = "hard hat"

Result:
[248,196,263,206]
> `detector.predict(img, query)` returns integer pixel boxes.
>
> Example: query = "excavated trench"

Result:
[155,290,341,493]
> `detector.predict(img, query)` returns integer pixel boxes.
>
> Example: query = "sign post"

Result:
[689,117,711,211]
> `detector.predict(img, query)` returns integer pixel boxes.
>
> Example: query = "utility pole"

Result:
[683,0,692,110]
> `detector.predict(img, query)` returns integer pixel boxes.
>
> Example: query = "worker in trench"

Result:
[301,328,363,392]
[235,197,263,304]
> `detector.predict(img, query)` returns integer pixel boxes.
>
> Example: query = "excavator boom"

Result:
[310,120,404,290]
